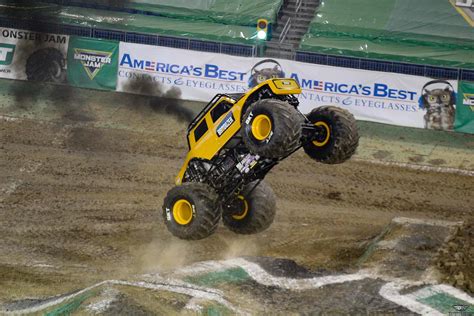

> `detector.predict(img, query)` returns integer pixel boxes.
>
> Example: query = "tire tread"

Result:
[162,183,220,240]
[242,99,303,158]
[304,106,359,164]
[222,181,276,234]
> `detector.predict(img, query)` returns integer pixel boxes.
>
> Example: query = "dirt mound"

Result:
[3,256,472,315]
[358,217,462,281]
[436,220,474,294]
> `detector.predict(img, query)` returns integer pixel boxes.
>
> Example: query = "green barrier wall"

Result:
[300,0,474,69]
[67,37,119,90]
[0,3,259,45]
[129,0,283,26]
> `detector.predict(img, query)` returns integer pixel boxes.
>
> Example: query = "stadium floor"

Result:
[0,79,472,313]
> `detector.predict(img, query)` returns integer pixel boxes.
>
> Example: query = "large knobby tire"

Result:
[222,180,276,234]
[242,99,303,158]
[162,183,220,240]
[26,48,66,83]
[303,106,359,164]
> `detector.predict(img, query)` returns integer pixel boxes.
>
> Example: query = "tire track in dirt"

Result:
[355,158,474,177]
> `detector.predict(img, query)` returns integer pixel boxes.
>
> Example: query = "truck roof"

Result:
[186,93,242,133]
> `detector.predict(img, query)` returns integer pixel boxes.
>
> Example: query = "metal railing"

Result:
[295,0,303,14]
[279,18,292,43]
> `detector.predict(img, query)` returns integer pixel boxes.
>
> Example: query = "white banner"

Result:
[117,42,458,129]
[0,28,69,83]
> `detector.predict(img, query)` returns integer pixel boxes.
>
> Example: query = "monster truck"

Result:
[163,78,359,240]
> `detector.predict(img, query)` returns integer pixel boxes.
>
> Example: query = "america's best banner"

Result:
[0,28,69,82]
[67,37,119,90]
[117,42,460,131]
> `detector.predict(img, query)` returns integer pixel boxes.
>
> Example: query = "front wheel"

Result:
[303,106,359,164]
[162,183,220,240]
[242,99,303,158]
[222,180,276,234]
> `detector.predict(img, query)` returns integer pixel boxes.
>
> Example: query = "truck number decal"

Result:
[216,112,235,136]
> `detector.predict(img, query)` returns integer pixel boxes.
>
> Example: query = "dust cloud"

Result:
[132,235,260,274]
[220,236,260,260]
[135,239,195,272]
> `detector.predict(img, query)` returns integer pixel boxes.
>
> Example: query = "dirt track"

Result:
[0,80,473,306]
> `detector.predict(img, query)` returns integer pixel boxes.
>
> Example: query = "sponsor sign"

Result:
[454,81,474,133]
[0,43,15,65]
[117,42,459,130]
[0,28,68,81]
[117,42,248,100]
[67,37,118,90]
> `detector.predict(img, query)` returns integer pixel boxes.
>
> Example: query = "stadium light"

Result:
[256,19,268,40]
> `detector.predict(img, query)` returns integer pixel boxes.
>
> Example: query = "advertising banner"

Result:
[0,28,69,83]
[67,37,119,90]
[117,42,249,101]
[455,81,474,133]
[117,42,460,131]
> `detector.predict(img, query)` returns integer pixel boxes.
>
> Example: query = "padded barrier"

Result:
[0,1,273,44]
[0,17,255,57]
[129,0,283,26]
[300,0,474,70]
[15,0,283,26]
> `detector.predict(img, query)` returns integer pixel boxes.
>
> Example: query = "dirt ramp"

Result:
[358,217,462,280]
[3,256,473,315]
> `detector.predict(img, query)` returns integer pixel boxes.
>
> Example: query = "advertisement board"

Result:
[67,37,119,90]
[1,33,470,134]
[0,28,69,83]
[117,42,459,131]
[455,81,474,133]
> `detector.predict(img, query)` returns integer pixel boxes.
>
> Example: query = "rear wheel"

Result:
[242,99,303,158]
[303,106,359,164]
[222,180,276,234]
[162,183,220,240]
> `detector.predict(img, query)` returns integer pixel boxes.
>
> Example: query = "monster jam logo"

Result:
[74,48,112,80]
[0,44,15,65]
